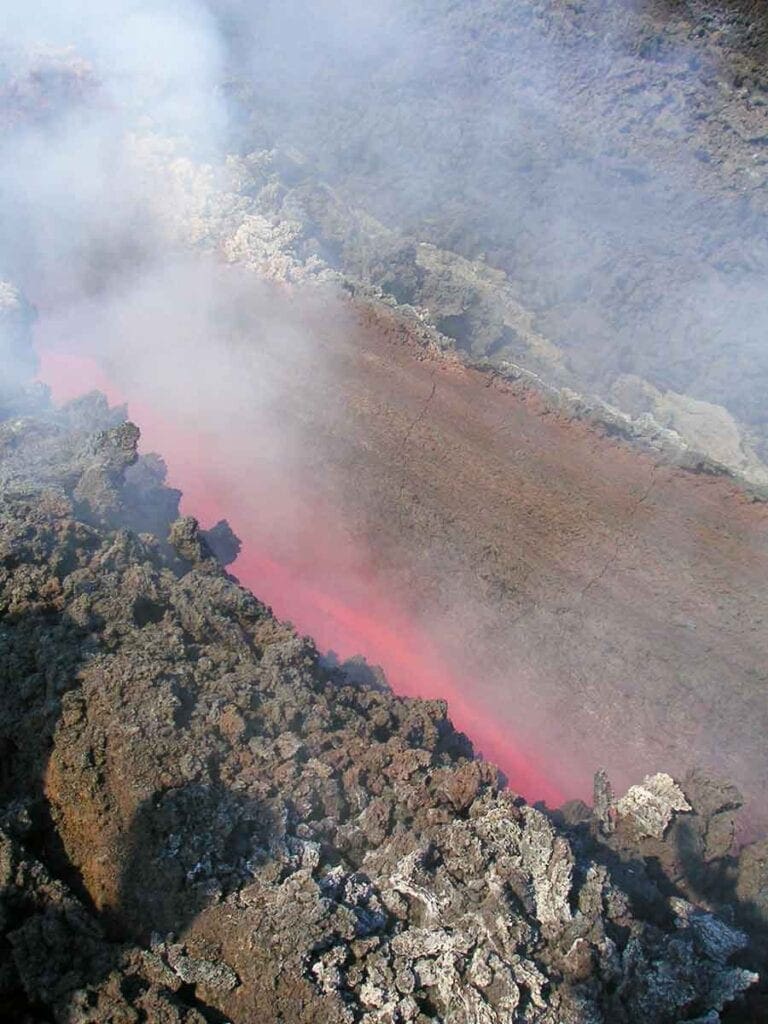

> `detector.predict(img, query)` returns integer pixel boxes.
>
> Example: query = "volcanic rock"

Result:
[0,381,763,1021]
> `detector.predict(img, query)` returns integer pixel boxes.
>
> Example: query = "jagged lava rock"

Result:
[0,384,761,1022]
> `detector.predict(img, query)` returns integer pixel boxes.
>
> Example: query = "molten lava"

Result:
[38,348,564,807]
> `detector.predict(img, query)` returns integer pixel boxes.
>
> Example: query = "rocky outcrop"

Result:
[609,375,768,488]
[0,382,764,1021]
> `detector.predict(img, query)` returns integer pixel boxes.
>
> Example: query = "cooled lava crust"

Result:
[40,289,768,828]
[290,298,768,818]
[0,377,766,1021]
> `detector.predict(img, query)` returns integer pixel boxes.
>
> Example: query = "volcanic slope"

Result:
[40,283,768,831]
[309,301,768,819]
[0,378,765,1019]
[222,0,768,456]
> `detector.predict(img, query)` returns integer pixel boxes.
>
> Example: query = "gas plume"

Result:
[212,0,768,439]
[2,0,767,813]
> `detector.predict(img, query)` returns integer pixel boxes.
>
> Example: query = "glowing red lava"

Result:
[38,348,565,808]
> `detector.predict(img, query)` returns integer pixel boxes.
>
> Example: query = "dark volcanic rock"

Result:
[0,384,762,1022]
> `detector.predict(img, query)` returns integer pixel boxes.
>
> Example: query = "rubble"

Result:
[0,375,763,1021]
[2,4,768,1017]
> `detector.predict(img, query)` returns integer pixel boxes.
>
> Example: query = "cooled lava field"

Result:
[2,1,768,1021]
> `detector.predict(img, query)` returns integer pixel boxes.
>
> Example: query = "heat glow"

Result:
[38,347,565,808]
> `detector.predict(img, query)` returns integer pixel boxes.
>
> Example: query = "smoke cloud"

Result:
[210,0,768,446]
[2,0,767,812]
[3,1,767,434]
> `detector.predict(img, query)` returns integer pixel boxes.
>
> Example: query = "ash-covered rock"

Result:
[0,384,762,1022]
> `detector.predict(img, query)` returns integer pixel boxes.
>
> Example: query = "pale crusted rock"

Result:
[166,945,239,993]
[652,390,768,487]
[592,768,615,835]
[670,898,749,962]
[615,773,691,839]
[519,805,573,929]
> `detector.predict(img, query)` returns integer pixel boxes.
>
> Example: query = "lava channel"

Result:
[37,347,565,808]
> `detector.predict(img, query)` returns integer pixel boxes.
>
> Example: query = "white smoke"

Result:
[1,0,766,820]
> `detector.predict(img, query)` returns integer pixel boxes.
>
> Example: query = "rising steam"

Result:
[2,0,766,812]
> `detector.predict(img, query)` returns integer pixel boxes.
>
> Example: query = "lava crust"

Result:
[38,286,768,829]
[0,372,765,1021]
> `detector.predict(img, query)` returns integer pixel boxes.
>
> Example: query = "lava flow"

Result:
[34,281,768,833]
[38,347,564,808]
